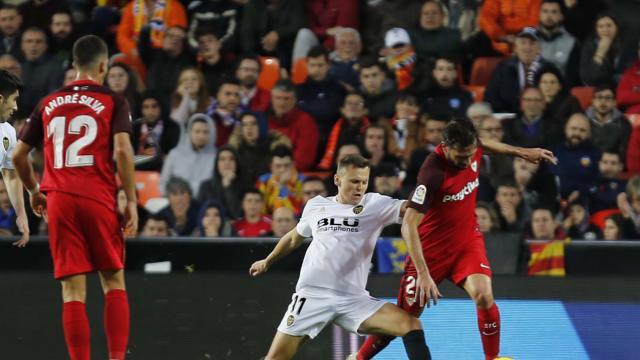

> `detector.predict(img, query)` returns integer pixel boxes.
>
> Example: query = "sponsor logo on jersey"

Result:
[317,217,360,232]
[442,178,479,202]
[353,205,364,214]
[2,137,8,151]
[286,315,295,327]
[412,185,427,204]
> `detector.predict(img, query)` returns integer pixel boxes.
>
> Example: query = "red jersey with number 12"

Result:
[19,80,132,211]
[406,143,483,262]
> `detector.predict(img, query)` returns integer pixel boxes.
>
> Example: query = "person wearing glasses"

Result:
[585,84,631,158]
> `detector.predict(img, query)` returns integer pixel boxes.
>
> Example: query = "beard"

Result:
[241,76,257,88]
[567,135,584,146]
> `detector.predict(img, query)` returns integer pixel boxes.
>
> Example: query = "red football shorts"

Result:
[47,191,124,279]
[397,232,492,316]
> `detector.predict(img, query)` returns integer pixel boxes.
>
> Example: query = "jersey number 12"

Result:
[47,115,98,168]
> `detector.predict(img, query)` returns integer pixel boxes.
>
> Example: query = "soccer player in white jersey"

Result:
[250,154,432,360]
[0,69,29,246]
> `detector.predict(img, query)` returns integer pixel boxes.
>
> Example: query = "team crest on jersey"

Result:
[471,160,478,172]
[353,205,364,214]
[286,315,295,327]
[2,137,8,151]
[412,185,427,204]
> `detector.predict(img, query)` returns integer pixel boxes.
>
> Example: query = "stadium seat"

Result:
[589,208,622,230]
[257,56,281,91]
[135,171,162,207]
[145,197,169,213]
[570,86,595,110]
[291,58,308,85]
[464,85,485,103]
[626,113,640,127]
[469,57,504,86]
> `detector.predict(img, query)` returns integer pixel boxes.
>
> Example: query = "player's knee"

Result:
[472,289,494,309]
[61,283,86,302]
[400,314,422,335]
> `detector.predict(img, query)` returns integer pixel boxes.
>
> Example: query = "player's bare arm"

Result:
[399,200,409,218]
[114,132,138,237]
[402,207,442,308]
[250,228,306,277]
[1,167,29,247]
[12,140,47,220]
[479,137,558,165]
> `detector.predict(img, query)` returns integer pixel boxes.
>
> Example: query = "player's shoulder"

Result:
[0,121,15,134]
[306,195,332,207]
[362,192,400,206]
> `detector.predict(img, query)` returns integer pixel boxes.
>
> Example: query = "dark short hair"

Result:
[215,76,240,93]
[235,56,261,72]
[73,35,108,69]
[146,212,171,225]
[166,177,192,196]
[337,154,369,172]
[303,176,325,185]
[242,188,263,200]
[307,45,329,61]
[442,118,477,148]
[541,0,566,13]
[0,69,23,98]
[0,4,19,12]
[271,145,293,160]
[534,66,568,92]
[194,25,218,41]
[272,79,295,93]
[532,206,556,218]
[358,57,383,72]
[593,83,616,97]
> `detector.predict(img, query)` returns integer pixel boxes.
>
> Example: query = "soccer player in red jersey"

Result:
[356,119,556,360]
[12,35,137,360]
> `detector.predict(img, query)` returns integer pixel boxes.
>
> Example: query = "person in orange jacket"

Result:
[479,0,542,55]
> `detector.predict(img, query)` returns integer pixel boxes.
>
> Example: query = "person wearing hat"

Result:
[485,26,559,113]
[383,27,417,91]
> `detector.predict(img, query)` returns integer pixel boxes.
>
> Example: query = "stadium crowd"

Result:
[1,0,639,248]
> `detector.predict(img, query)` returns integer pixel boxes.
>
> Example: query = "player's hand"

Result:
[249,259,270,277]
[30,192,48,222]
[416,273,442,308]
[12,215,29,248]
[519,148,557,165]
[124,201,138,238]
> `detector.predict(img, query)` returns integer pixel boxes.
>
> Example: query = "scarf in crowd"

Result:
[133,0,168,47]
[318,117,370,170]
[519,56,542,90]
[137,121,164,155]
[385,47,417,91]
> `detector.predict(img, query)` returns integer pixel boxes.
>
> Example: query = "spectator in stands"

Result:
[117,187,148,232]
[257,146,305,216]
[403,117,447,195]
[170,67,212,126]
[485,27,558,113]
[513,156,559,211]
[196,201,235,237]
[18,0,69,30]
[240,0,304,69]
[139,24,194,99]
[49,9,77,67]
[187,0,239,52]
[529,207,565,240]
[318,93,370,170]
[236,56,270,113]
[292,0,359,63]
[324,143,362,195]
[233,189,272,237]
[20,26,64,113]
[476,201,502,234]
[106,63,143,119]
[562,200,601,240]
[206,78,244,147]
[617,176,640,236]
[535,67,582,126]
[268,80,319,171]
[550,113,601,199]
[140,213,172,237]
[387,94,421,159]
[382,27,417,92]
[160,114,217,196]
[372,163,402,198]
[585,84,631,158]
[579,13,635,86]
[502,87,561,148]
[301,177,328,206]
[477,115,514,190]
[493,182,532,232]
[617,40,640,114]
[195,27,231,96]
[602,214,634,241]
[116,0,187,58]
[562,0,608,42]
[358,58,397,121]
[420,56,473,119]
[362,124,401,169]
[0,54,20,77]
[0,5,23,60]
[228,112,291,185]
[467,102,494,127]
[296,46,346,143]
[329,28,361,89]
[269,206,296,238]
[410,0,463,61]
[479,0,541,55]
[158,177,201,236]
[132,91,181,171]
[588,151,626,213]
[197,145,248,220]
[537,0,580,86]
[0,180,15,235]
[63,67,76,86]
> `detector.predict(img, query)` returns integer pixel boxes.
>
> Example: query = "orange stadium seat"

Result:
[464,85,485,102]
[469,57,504,86]
[291,58,308,85]
[134,171,162,207]
[257,56,281,90]
[570,86,595,110]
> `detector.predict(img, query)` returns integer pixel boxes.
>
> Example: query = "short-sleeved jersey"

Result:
[407,143,483,263]
[19,80,132,211]
[296,193,404,295]
[0,122,17,169]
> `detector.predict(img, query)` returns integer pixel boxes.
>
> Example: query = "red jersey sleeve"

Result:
[407,152,445,214]
[19,102,44,147]
[111,94,132,136]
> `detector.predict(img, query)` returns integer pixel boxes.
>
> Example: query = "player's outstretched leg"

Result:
[357,303,431,360]
[463,274,501,360]
[61,274,90,360]
[99,269,129,360]
[264,331,308,360]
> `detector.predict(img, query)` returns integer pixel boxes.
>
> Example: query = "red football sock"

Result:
[104,289,130,360]
[63,301,91,360]
[477,303,500,360]
[357,334,394,360]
